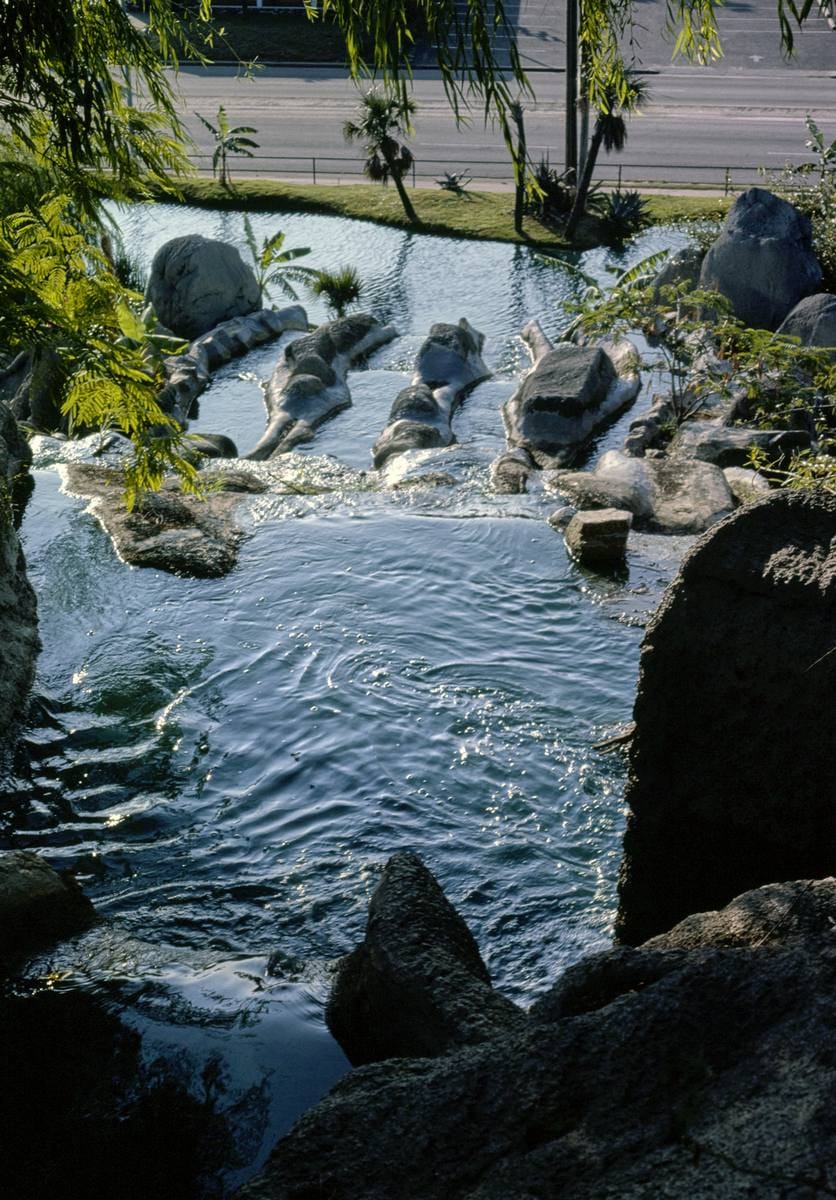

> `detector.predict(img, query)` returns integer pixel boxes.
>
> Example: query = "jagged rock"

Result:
[237,864,836,1200]
[489,448,534,494]
[722,466,771,504]
[776,292,836,357]
[617,491,836,945]
[0,401,38,734]
[157,306,307,426]
[146,235,261,340]
[63,465,267,578]
[668,419,809,468]
[248,314,397,460]
[372,320,490,468]
[563,508,632,570]
[699,187,823,330]
[327,851,525,1065]
[502,322,639,468]
[651,245,705,300]
[547,449,734,533]
[0,851,95,959]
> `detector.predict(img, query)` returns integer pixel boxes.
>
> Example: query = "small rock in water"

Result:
[563,508,632,570]
[546,505,577,530]
[0,850,95,959]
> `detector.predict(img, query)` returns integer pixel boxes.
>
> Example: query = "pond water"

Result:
[5,205,695,1194]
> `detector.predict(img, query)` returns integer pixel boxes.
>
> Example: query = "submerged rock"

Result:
[548,449,734,534]
[373,319,490,468]
[699,187,823,330]
[248,314,397,459]
[64,465,267,578]
[146,234,261,340]
[237,859,836,1200]
[0,850,95,961]
[501,322,639,469]
[563,508,632,571]
[327,851,525,1066]
[490,448,534,494]
[617,491,836,945]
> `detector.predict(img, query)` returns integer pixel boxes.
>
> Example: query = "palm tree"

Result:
[564,73,649,241]
[343,89,419,225]
[196,105,259,189]
[309,266,364,318]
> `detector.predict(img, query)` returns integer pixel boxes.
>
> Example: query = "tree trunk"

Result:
[564,121,603,241]
[511,103,527,236]
[388,155,419,224]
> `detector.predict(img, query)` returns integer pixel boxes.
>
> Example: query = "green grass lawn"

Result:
[158,178,730,254]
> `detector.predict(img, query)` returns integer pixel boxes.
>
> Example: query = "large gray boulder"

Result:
[248,314,397,459]
[617,491,836,945]
[776,292,836,357]
[0,401,39,734]
[146,235,261,340]
[372,319,490,468]
[237,863,836,1200]
[327,851,525,1065]
[0,851,95,959]
[699,187,823,330]
[548,449,734,533]
[502,322,639,468]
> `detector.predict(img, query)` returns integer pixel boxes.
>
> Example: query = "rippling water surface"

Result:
[6,206,695,1192]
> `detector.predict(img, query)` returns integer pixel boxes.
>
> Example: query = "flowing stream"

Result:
[4,205,696,1194]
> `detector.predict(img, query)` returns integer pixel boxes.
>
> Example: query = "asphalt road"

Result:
[170,0,836,188]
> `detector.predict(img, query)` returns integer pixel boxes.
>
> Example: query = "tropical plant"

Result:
[598,189,650,243]
[241,215,318,303]
[343,89,418,224]
[196,105,259,188]
[565,70,650,240]
[308,266,364,317]
[436,171,473,197]
[526,156,579,225]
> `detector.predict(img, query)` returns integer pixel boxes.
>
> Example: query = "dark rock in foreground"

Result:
[0,400,39,734]
[699,187,823,330]
[64,465,267,578]
[238,861,836,1200]
[617,490,836,945]
[327,851,525,1065]
[0,850,95,960]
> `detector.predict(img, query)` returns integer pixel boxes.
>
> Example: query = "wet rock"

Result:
[146,235,261,340]
[372,319,490,468]
[668,419,804,468]
[548,449,734,533]
[0,401,39,734]
[699,188,823,330]
[546,504,577,530]
[0,850,95,960]
[563,508,632,570]
[183,432,239,460]
[248,314,396,459]
[502,322,639,467]
[617,491,836,945]
[489,448,534,494]
[157,306,307,426]
[776,292,836,357]
[722,465,771,504]
[63,464,267,578]
[327,851,525,1066]
[237,864,836,1200]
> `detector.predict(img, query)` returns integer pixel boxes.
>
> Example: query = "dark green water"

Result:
[5,208,695,1193]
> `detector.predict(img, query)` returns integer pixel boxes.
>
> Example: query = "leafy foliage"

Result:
[196,106,259,189]
[525,156,579,225]
[598,190,651,243]
[242,216,317,302]
[309,266,364,317]
[763,116,836,290]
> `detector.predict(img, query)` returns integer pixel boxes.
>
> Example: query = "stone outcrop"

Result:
[617,491,836,945]
[248,314,396,460]
[372,319,490,468]
[146,235,261,341]
[501,323,640,469]
[668,418,811,468]
[327,851,525,1066]
[547,449,734,534]
[699,187,823,330]
[0,401,39,734]
[158,305,308,426]
[776,292,836,357]
[64,465,267,578]
[237,861,836,1200]
[0,850,95,960]
[562,508,632,570]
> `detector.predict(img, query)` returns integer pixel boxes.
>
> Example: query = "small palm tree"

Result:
[242,215,319,303]
[196,105,258,189]
[343,89,418,225]
[309,266,364,318]
[564,73,649,241]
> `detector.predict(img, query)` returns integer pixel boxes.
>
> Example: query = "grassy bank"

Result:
[155,179,730,253]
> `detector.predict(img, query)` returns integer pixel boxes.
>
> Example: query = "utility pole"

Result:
[565,0,578,181]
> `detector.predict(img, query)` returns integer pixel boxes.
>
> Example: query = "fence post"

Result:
[413,160,416,188]
[313,158,317,185]
[617,164,622,190]
[724,167,730,196]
